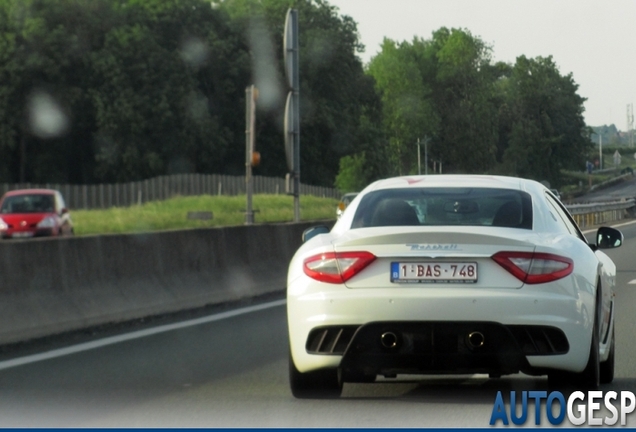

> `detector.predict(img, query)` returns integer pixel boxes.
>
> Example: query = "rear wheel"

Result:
[289,351,342,399]
[600,327,615,384]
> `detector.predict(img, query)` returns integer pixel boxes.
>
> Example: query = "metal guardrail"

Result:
[566,199,635,214]
[566,199,635,228]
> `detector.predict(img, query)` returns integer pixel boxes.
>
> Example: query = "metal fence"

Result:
[0,174,340,210]
[5,174,633,226]
[566,199,635,228]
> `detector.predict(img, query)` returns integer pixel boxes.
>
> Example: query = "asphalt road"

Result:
[1,222,636,428]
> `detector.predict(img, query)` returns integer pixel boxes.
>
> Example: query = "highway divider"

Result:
[566,199,636,228]
[0,198,633,346]
[0,221,319,346]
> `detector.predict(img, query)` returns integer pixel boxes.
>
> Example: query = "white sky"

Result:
[327,0,636,129]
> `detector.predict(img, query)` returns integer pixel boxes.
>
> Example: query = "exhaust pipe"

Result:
[466,331,485,349]
[380,331,399,349]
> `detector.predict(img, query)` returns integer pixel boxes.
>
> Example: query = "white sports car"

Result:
[287,175,623,398]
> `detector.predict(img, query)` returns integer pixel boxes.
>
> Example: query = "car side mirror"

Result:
[302,225,330,243]
[596,226,623,249]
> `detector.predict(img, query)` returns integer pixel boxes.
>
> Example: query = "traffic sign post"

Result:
[284,9,300,222]
[245,85,257,225]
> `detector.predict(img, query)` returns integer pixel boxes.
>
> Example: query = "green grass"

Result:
[560,165,634,198]
[72,194,339,236]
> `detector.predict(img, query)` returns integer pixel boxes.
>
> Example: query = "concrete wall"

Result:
[0,221,321,345]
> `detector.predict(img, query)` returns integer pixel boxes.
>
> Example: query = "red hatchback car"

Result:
[0,189,74,239]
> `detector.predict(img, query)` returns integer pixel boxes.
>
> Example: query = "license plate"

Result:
[391,262,478,283]
[11,232,34,238]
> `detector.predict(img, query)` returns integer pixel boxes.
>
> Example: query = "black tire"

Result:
[289,351,342,399]
[600,327,615,384]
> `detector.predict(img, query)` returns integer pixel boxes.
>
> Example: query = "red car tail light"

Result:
[492,251,574,284]
[303,251,376,284]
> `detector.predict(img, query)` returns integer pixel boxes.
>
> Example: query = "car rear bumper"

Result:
[1,228,56,239]
[308,321,569,380]
[287,286,594,376]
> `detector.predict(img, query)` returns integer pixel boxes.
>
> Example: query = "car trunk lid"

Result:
[333,227,536,289]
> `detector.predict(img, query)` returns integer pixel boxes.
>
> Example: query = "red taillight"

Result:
[492,251,574,284]
[303,251,376,284]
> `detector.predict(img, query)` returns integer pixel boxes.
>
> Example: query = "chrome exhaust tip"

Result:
[466,331,485,349]
[380,331,399,349]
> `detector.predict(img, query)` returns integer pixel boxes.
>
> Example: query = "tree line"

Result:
[349,30,593,190]
[0,0,593,191]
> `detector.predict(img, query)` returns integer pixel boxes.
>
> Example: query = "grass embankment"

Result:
[72,194,338,236]
[561,150,635,196]
[561,169,632,198]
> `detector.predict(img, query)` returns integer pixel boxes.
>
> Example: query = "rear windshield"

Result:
[351,188,533,229]
[0,194,55,214]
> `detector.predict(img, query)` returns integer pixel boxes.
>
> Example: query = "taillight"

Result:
[492,251,573,284]
[303,251,376,284]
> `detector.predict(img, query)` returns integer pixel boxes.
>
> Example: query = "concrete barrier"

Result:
[0,221,322,345]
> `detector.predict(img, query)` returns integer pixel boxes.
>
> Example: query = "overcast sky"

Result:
[327,0,635,129]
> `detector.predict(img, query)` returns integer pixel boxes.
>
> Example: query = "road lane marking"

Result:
[0,299,286,371]
[610,219,636,229]
[582,218,636,234]
[629,280,636,285]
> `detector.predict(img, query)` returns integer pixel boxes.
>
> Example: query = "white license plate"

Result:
[391,262,478,283]
[12,232,34,238]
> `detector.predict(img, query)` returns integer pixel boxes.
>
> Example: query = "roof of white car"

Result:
[364,175,530,192]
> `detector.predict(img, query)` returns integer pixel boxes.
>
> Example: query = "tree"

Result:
[500,55,592,186]
[218,0,380,186]
[590,124,623,146]
[89,0,248,181]
[0,0,250,183]
[0,0,106,183]
[0,0,593,189]
[334,152,367,192]
[366,28,500,176]
[0,0,20,182]
[428,28,499,174]
[1,0,383,188]
[367,38,437,175]
[366,29,590,184]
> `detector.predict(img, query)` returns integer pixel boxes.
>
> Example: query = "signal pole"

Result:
[245,85,259,225]
[284,9,300,222]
